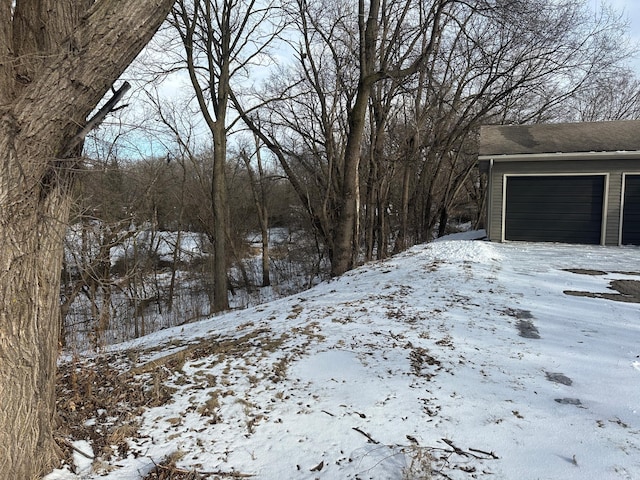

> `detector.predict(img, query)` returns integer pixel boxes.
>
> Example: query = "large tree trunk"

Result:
[330,0,380,277]
[211,125,230,312]
[173,0,232,313]
[0,1,174,477]
[0,170,71,479]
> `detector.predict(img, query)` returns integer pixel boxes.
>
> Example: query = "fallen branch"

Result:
[468,447,499,459]
[441,438,466,456]
[352,427,380,444]
[197,471,255,478]
[54,436,94,460]
[128,347,193,376]
[125,329,271,377]
[441,438,498,460]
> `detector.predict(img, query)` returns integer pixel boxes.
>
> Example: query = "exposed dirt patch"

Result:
[611,279,640,299]
[563,268,607,276]
[555,398,582,406]
[545,372,573,386]
[517,319,540,339]
[563,268,640,303]
[565,268,640,277]
[501,308,534,319]
[501,308,540,338]
[564,279,640,304]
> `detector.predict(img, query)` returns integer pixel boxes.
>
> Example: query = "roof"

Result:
[479,120,640,157]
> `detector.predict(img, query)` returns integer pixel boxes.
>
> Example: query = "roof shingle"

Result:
[479,120,640,156]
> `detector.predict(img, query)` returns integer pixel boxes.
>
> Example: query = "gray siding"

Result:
[486,159,638,245]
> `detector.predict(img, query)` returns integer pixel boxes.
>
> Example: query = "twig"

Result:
[468,447,499,459]
[433,470,455,480]
[54,436,94,460]
[441,438,467,456]
[441,438,496,460]
[199,472,255,478]
[352,427,380,444]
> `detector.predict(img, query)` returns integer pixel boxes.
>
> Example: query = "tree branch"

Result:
[62,81,131,158]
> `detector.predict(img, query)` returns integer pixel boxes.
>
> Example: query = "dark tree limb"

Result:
[62,81,131,158]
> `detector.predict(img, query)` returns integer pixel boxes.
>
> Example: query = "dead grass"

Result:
[409,346,441,380]
[55,353,176,466]
[197,390,222,422]
[142,451,256,479]
[55,316,328,472]
[402,445,433,480]
[107,421,140,446]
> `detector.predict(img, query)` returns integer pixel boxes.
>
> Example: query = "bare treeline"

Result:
[62,0,640,346]
[62,148,313,348]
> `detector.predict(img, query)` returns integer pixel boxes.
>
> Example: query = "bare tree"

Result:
[565,67,640,122]
[334,0,455,273]
[239,134,275,287]
[0,1,174,477]
[233,0,449,275]
[162,0,283,311]
[383,0,633,245]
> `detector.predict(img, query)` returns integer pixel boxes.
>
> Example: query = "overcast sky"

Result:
[593,0,640,71]
[598,0,640,36]
[606,0,640,21]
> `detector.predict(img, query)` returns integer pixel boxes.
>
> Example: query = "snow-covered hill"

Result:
[48,237,640,479]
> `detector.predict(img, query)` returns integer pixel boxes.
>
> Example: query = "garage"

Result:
[478,120,640,246]
[621,174,640,245]
[504,175,605,244]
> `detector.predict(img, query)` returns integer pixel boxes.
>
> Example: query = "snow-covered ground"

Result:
[48,236,640,479]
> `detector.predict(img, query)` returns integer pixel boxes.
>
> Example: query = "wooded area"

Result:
[1,0,639,477]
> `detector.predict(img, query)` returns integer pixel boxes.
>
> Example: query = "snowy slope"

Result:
[47,238,640,479]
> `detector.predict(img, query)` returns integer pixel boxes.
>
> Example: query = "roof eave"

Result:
[478,150,640,162]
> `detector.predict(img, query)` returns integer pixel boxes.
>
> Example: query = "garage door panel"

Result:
[505,175,604,244]
[510,231,599,243]
[506,215,603,227]
[507,206,600,216]
[622,175,640,245]
[507,194,600,204]
[509,189,598,199]
[508,201,595,209]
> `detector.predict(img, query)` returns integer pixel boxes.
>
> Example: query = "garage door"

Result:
[621,174,640,245]
[504,175,604,244]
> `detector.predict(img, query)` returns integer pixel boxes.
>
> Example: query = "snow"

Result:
[45,441,93,479]
[109,230,208,266]
[72,441,94,475]
[46,236,640,479]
